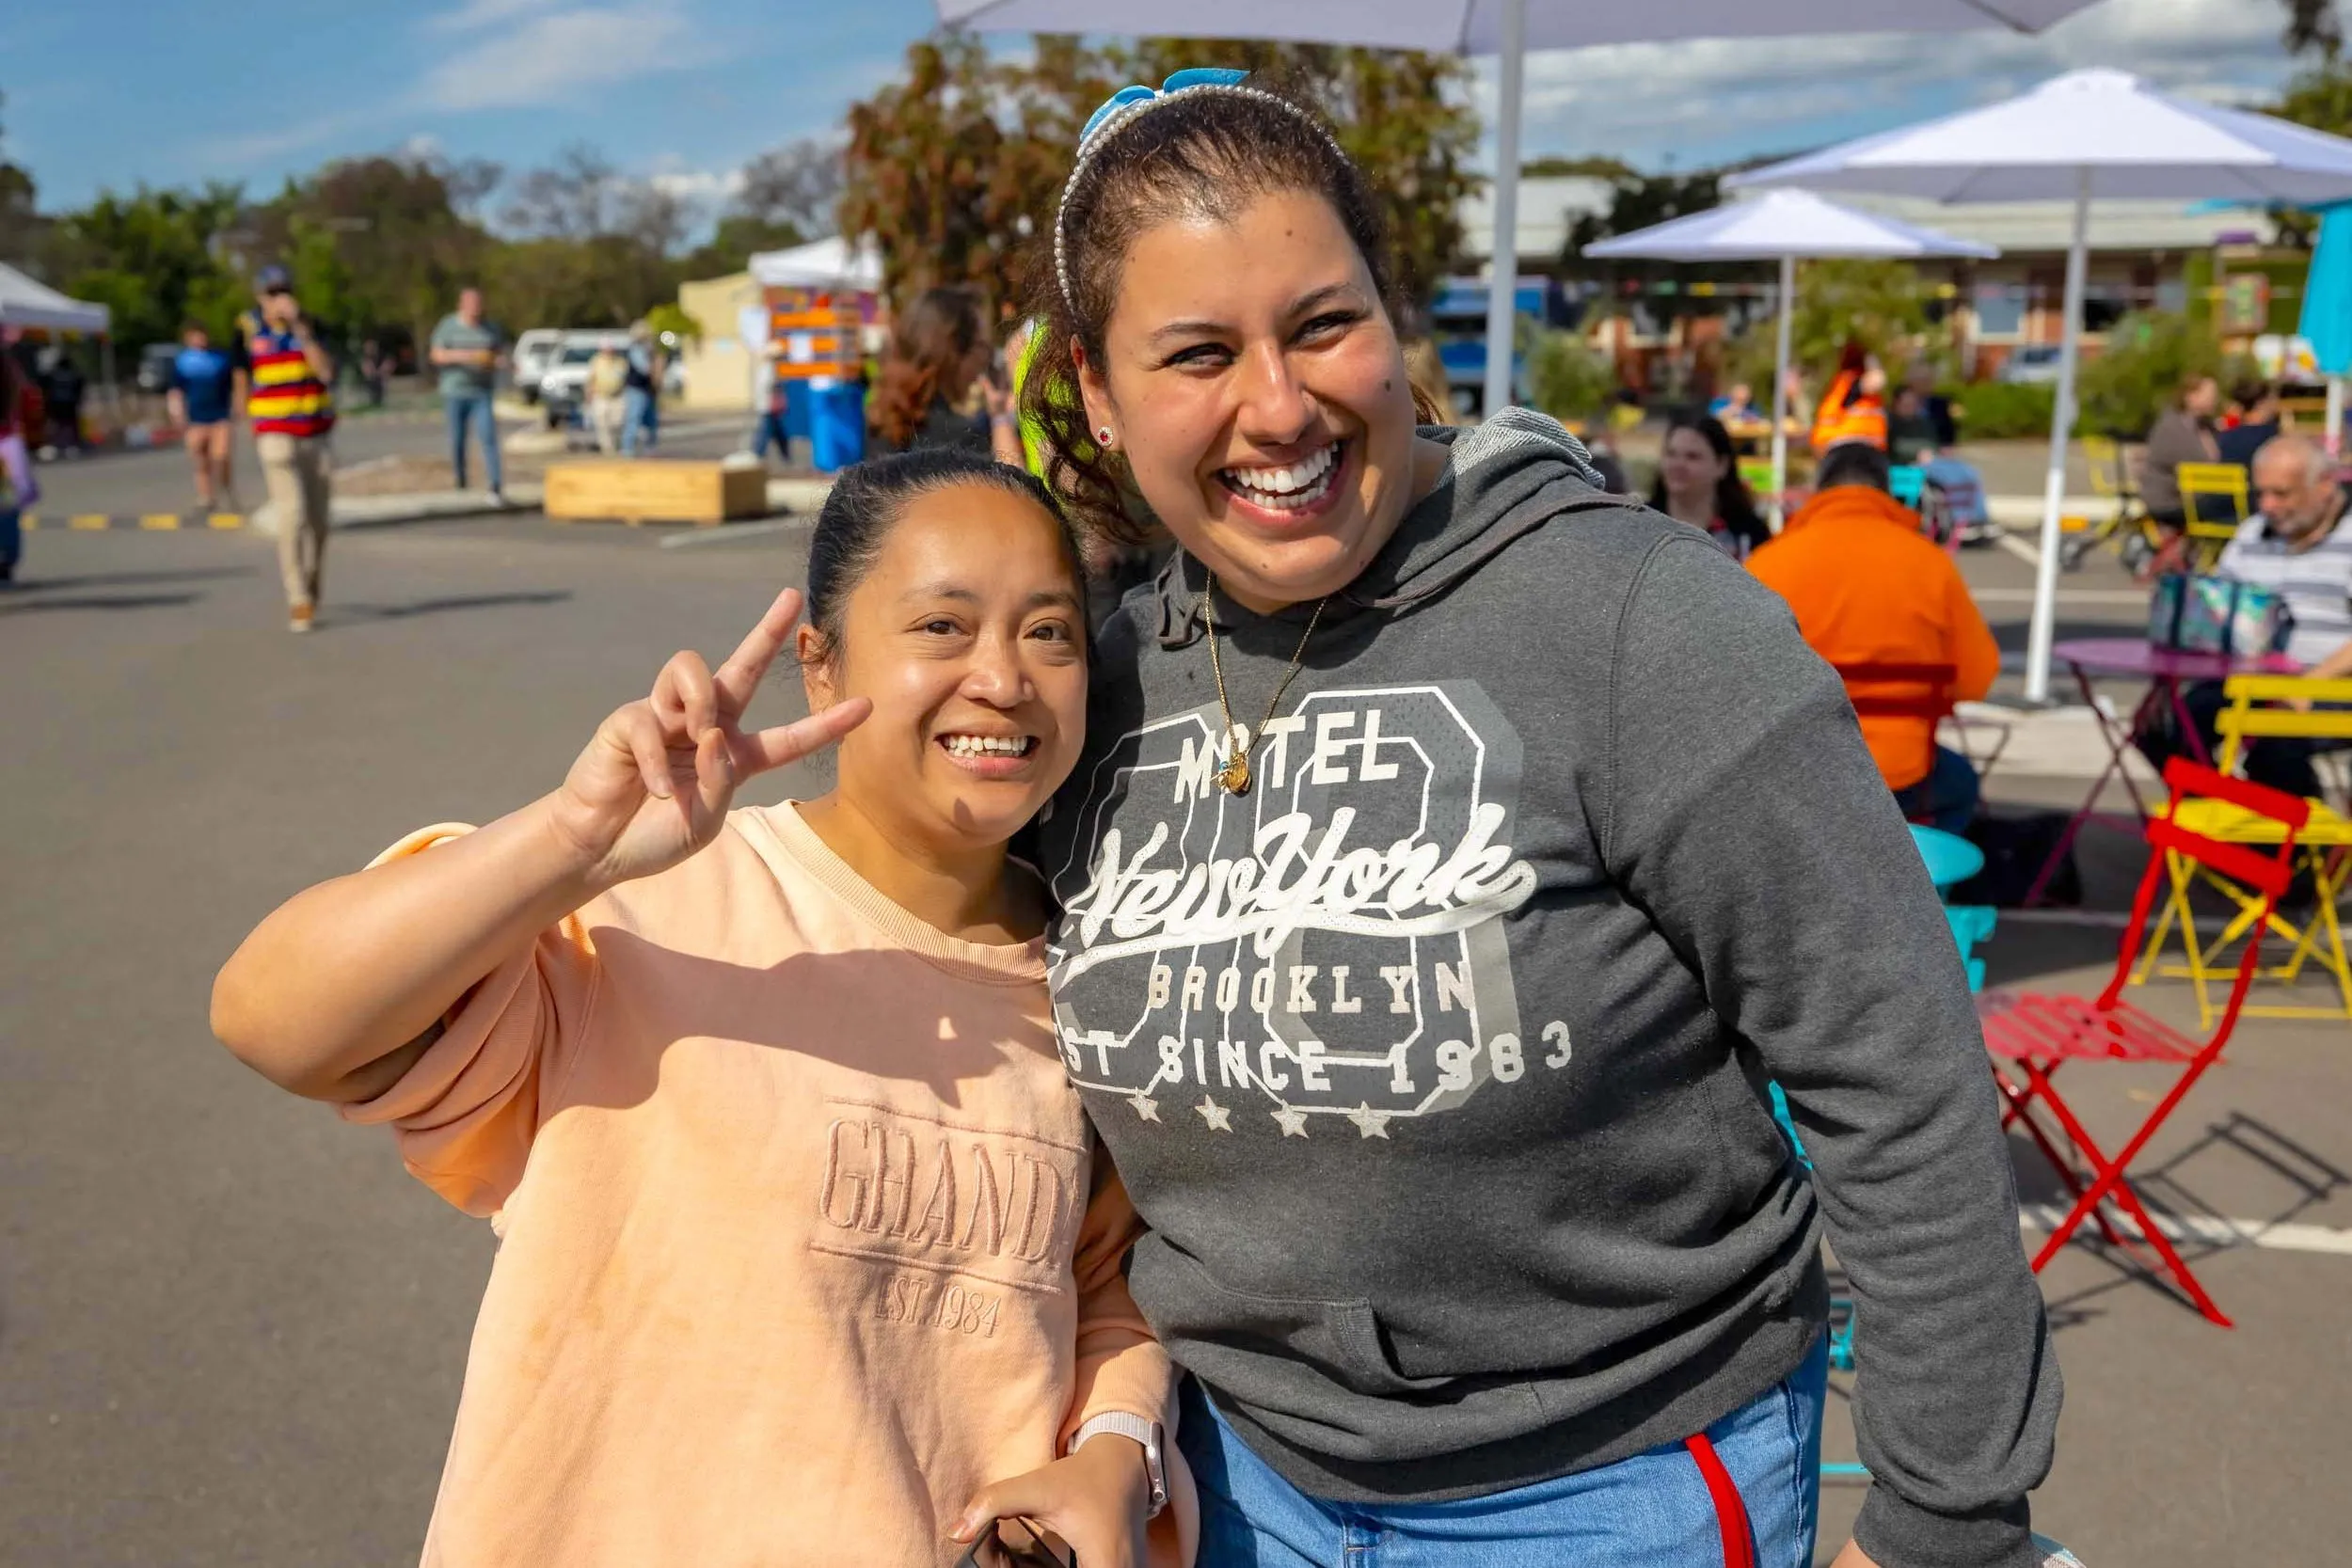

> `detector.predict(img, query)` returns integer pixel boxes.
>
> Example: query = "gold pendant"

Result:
[1217,751,1252,796]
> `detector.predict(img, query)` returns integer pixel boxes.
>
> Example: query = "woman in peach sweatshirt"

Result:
[212,450,1190,1566]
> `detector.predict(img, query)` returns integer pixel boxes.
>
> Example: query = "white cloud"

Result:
[417,2,709,112]
[646,165,745,202]
[397,132,447,161]
[1495,0,2309,169]
[426,0,565,35]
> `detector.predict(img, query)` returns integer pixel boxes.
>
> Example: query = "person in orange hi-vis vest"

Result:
[1809,341,1887,455]
[239,263,337,633]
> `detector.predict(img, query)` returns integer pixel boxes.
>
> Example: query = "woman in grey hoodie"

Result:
[1024,71,2059,1568]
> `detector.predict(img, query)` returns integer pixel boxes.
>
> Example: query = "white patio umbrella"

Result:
[1733,68,2352,703]
[935,1,2097,420]
[1585,190,1996,518]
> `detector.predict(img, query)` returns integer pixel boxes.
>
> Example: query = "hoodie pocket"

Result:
[1131,1236,1453,1400]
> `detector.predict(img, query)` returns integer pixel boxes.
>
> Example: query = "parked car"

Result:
[135,342,180,395]
[1994,344,2064,385]
[535,332,629,427]
[512,328,567,404]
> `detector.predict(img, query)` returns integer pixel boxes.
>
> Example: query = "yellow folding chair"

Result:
[2176,461,2249,571]
[2060,435,2163,570]
[2138,674,2352,1022]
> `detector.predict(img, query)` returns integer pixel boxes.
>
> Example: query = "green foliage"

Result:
[2275,59,2352,137]
[644,301,703,343]
[1948,381,2056,440]
[839,31,1481,314]
[680,214,804,279]
[1722,259,1931,407]
[2075,310,2243,438]
[1522,154,1634,180]
[1129,37,1481,302]
[47,183,246,348]
[1525,328,1614,423]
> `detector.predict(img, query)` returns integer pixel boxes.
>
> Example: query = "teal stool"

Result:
[1909,824,1983,897]
[1788,833,1997,1481]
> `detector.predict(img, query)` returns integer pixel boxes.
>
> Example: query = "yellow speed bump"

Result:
[139,514,183,530]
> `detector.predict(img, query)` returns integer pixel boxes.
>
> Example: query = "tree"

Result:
[1123,38,1479,302]
[739,137,846,237]
[2282,0,2343,61]
[251,151,496,356]
[839,32,1480,314]
[1724,258,1929,396]
[2076,309,2252,438]
[49,183,247,349]
[839,33,1036,309]
[0,89,40,267]
[1521,154,1635,181]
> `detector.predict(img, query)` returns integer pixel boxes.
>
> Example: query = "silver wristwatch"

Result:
[1070,1412,1168,1518]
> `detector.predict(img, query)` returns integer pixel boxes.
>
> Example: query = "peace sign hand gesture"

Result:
[548,588,870,890]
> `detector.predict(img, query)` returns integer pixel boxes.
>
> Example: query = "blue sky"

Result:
[0,0,2325,219]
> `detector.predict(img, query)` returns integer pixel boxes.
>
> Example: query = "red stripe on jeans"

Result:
[1684,1433,1756,1568]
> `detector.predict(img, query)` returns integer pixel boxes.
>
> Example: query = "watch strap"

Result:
[1070,1411,1167,1517]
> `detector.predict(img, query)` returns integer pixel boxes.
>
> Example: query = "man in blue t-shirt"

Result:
[167,321,246,513]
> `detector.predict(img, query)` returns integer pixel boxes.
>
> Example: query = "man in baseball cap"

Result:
[238,263,336,631]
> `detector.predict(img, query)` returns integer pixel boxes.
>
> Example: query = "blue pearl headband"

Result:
[1053,68,1350,314]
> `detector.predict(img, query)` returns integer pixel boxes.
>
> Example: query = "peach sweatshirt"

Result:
[341,802,1174,1565]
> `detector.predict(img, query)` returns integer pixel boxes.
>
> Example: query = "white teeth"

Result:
[1224,443,1338,504]
[943,735,1032,757]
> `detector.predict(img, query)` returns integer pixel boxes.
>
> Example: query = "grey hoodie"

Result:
[1037,409,2059,1568]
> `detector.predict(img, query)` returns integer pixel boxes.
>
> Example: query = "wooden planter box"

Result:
[543,460,768,526]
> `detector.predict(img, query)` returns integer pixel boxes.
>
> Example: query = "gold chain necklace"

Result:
[1200,573,1327,797]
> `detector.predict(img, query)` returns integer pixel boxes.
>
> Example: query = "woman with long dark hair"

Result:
[1023,66,2058,1568]
[1648,412,1770,560]
[869,286,1022,465]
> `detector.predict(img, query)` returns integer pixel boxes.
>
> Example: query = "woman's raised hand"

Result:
[548,587,869,888]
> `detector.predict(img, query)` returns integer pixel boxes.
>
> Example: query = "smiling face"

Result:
[800,483,1088,852]
[1075,189,1423,613]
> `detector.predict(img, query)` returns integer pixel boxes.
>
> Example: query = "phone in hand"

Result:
[953,1516,1073,1568]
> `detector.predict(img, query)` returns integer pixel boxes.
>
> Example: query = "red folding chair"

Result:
[1976,757,2309,1327]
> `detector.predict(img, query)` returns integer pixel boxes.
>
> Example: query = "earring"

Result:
[1096,426,1113,445]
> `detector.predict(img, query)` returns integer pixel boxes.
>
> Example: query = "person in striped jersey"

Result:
[240,264,337,632]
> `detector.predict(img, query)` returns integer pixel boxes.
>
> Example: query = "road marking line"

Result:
[69,514,108,531]
[139,514,181,530]
[1996,532,2042,566]
[1970,588,2147,605]
[659,517,806,548]
[2021,1203,2352,1257]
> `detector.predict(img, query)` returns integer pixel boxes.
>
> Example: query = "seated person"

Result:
[2139,372,2221,531]
[1708,380,1759,425]
[1905,361,1960,449]
[1887,384,1943,467]
[2176,435,2352,797]
[2216,377,2283,474]
[1750,443,2000,832]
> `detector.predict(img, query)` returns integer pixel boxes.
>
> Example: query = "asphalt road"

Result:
[3,506,2345,1566]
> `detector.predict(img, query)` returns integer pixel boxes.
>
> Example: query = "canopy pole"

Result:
[1480,0,1527,420]
[1770,253,1794,528]
[2025,170,2090,705]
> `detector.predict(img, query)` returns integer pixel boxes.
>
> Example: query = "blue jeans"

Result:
[1180,1334,1826,1568]
[1892,743,1979,835]
[0,505,19,574]
[621,388,655,456]
[445,393,502,492]
[749,409,790,460]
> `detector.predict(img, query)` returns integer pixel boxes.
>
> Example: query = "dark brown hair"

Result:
[1019,80,1427,546]
[869,286,984,451]
[803,448,1083,670]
